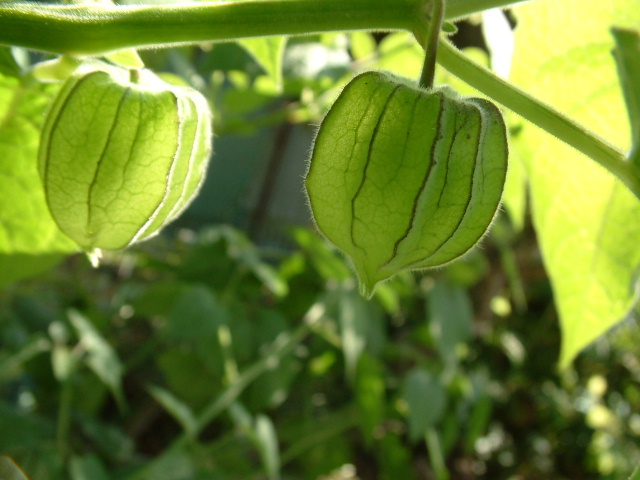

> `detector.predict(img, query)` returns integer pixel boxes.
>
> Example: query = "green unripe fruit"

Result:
[306,71,508,297]
[38,64,212,251]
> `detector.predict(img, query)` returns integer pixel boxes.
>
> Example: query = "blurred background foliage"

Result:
[1,8,640,480]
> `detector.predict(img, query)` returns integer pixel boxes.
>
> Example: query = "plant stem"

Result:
[436,39,640,200]
[56,379,73,458]
[0,0,420,56]
[425,428,450,480]
[419,0,446,89]
[0,0,525,56]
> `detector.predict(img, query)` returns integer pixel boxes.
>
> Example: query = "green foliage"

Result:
[0,69,77,287]
[2,223,640,479]
[509,0,640,367]
[0,0,640,478]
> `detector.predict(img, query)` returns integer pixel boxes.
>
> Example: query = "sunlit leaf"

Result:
[105,49,145,69]
[373,33,422,80]
[510,0,640,367]
[349,31,376,60]
[0,73,77,286]
[239,37,286,92]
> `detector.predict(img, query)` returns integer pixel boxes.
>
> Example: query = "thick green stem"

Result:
[0,0,420,56]
[419,0,446,89]
[0,0,524,56]
[436,39,640,200]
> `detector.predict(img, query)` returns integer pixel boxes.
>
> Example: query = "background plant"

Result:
[0,0,639,479]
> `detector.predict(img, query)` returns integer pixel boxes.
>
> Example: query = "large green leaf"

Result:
[0,73,77,286]
[510,0,640,367]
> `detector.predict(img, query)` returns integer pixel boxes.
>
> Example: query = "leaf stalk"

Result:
[419,0,446,89]
[435,39,640,200]
[0,0,526,56]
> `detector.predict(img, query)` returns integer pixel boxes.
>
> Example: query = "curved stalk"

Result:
[0,0,420,56]
[435,39,640,200]
[0,0,525,56]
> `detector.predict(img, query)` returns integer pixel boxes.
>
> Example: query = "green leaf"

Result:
[376,434,414,479]
[193,226,288,297]
[0,402,54,451]
[291,227,352,281]
[428,281,474,365]
[403,368,447,443]
[337,284,369,383]
[510,0,640,367]
[74,414,134,463]
[239,37,286,92]
[162,285,229,379]
[69,455,110,480]
[349,31,376,60]
[104,49,145,69]
[67,310,125,408]
[612,27,640,165]
[0,73,77,286]
[148,385,198,438]
[30,56,81,83]
[0,336,50,383]
[372,33,423,80]
[254,415,281,480]
[228,405,281,480]
[123,444,196,480]
[0,48,23,77]
[156,350,218,408]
